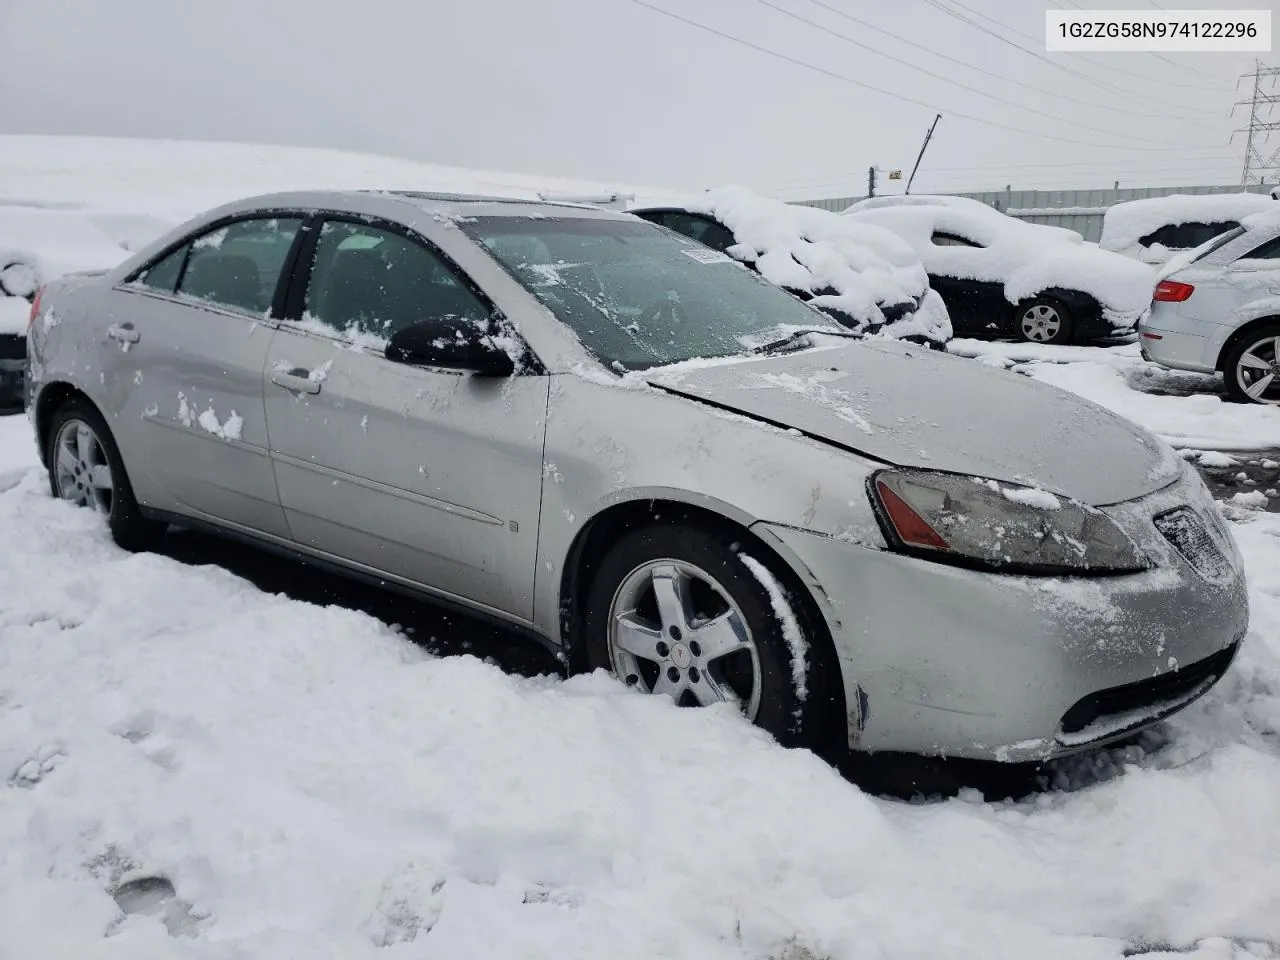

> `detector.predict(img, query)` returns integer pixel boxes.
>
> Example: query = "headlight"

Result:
[868,468,1149,575]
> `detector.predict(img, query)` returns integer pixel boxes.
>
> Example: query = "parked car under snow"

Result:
[631,187,952,349]
[1101,192,1277,266]
[844,196,1156,345]
[0,252,39,409]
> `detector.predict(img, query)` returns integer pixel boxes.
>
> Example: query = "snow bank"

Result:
[1101,193,1276,258]
[846,201,1157,325]
[2,410,1280,958]
[678,186,952,341]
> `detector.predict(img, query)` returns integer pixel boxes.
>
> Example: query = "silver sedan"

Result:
[25,190,1248,763]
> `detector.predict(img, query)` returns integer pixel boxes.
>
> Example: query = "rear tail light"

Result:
[27,286,44,331]
[1154,280,1194,302]
[1140,331,1163,340]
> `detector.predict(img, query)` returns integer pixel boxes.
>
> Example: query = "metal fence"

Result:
[799,184,1276,242]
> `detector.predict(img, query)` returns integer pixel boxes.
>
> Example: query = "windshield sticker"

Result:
[681,247,734,264]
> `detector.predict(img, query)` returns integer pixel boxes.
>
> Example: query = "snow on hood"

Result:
[673,186,949,341]
[1100,193,1276,255]
[646,339,1180,505]
[846,203,1156,320]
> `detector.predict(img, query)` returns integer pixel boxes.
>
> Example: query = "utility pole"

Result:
[1233,61,1280,186]
[905,114,942,195]
[867,166,877,198]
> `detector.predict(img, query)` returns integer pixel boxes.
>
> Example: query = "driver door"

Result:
[263,216,550,623]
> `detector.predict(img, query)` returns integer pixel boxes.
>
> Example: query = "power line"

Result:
[925,0,1229,95]
[786,0,1222,126]
[746,0,1219,141]
[624,0,1231,153]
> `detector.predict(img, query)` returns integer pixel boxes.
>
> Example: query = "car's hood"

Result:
[646,340,1180,506]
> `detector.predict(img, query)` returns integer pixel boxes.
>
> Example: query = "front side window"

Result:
[302,220,490,342]
[176,216,303,315]
[134,245,187,293]
[460,216,841,371]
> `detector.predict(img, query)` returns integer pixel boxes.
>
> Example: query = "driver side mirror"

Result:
[385,316,516,376]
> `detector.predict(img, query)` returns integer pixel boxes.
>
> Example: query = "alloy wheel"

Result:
[52,418,114,515]
[1020,304,1062,343]
[607,559,762,719]
[1235,336,1280,405]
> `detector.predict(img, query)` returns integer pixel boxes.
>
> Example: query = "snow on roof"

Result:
[846,203,1155,319]
[843,194,995,214]
[671,186,950,341]
[1100,193,1277,253]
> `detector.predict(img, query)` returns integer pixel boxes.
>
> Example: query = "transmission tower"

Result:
[1234,61,1280,186]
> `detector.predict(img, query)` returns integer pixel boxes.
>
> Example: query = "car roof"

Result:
[212,188,633,221]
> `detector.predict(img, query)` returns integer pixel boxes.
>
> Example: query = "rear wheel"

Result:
[1015,298,1074,345]
[1222,324,1280,405]
[581,523,831,748]
[45,399,166,551]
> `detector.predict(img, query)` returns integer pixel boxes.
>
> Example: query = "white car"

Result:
[845,196,1156,344]
[1101,193,1277,266]
[1140,209,1280,404]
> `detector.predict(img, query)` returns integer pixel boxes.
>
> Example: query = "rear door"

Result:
[927,231,1006,334]
[99,213,307,536]
[262,215,549,622]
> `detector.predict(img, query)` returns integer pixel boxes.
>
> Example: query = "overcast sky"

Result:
[0,0,1272,199]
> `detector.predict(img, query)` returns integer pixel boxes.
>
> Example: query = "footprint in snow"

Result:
[8,741,66,788]
[110,875,210,938]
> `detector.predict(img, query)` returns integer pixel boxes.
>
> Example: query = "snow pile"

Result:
[678,186,952,342]
[2,411,1280,957]
[846,200,1157,326]
[1101,193,1276,259]
[952,339,1280,451]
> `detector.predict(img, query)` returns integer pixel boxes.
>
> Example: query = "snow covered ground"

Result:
[3,399,1280,959]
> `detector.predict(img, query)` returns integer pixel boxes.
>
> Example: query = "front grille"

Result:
[1059,641,1240,736]
[0,334,24,361]
[1154,506,1232,582]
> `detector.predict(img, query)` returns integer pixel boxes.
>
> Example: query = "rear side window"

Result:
[932,231,983,247]
[177,217,303,315]
[135,245,187,293]
[1141,221,1240,250]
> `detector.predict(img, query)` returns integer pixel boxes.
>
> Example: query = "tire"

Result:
[1222,323,1280,405]
[1015,297,1074,345]
[581,523,831,749]
[45,398,166,551]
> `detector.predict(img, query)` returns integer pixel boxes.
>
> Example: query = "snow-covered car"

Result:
[631,187,951,348]
[844,195,1156,344]
[26,190,1247,765]
[1101,192,1277,265]
[0,253,39,409]
[1140,208,1280,405]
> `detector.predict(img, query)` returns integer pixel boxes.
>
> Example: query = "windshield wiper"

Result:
[751,328,857,355]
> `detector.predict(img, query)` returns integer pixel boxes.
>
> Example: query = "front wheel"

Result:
[45,399,166,551]
[582,523,830,748]
[1222,324,1280,405]
[1015,298,1074,345]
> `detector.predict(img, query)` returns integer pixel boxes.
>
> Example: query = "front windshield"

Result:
[460,215,842,371]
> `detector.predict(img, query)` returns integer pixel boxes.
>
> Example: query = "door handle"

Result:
[271,368,321,395]
[107,323,140,344]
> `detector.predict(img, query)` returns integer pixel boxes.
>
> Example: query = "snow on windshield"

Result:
[679,186,951,342]
[847,202,1156,321]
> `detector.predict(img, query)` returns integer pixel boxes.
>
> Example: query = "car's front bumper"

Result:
[754,467,1248,762]
[0,352,24,409]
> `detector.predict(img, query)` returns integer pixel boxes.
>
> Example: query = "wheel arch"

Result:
[1214,314,1280,372]
[32,380,96,467]
[558,496,849,755]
